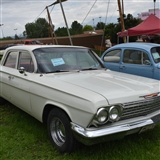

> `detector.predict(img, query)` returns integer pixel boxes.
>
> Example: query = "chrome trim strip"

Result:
[121,96,160,120]
[71,119,154,138]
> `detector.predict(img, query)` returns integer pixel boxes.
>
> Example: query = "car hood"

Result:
[49,70,159,104]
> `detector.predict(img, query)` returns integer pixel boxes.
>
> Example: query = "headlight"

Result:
[109,105,122,121]
[96,108,108,124]
[88,105,123,127]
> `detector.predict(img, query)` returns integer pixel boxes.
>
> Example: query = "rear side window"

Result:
[123,49,150,65]
[4,51,18,68]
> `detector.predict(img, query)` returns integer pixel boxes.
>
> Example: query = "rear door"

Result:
[120,49,153,78]
[1,50,34,114]
[1,51,18,101]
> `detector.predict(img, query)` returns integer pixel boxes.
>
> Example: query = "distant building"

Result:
[137,8,160,20]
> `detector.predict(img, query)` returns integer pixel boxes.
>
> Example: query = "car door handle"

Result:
[120,66,125,69]
[8,75,14,80]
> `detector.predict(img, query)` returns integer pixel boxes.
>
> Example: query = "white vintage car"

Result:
[0,45,160,153]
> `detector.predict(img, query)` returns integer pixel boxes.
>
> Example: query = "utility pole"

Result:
[99,16,101,29]
[121,0,124,15]
[46,6,55,44]
[58,0,73,45]
[153,0,156,15]
[117,0,126,43]
[92,18,94,30]
[0,24,4,38]
[14,28,18,35]
[48,0,73,45]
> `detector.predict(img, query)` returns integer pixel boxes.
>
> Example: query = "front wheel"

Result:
[47,108,77,153]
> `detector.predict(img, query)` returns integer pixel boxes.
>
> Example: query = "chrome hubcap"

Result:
[50,117,66,146]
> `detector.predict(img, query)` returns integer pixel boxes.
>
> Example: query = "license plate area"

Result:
[152,114,160,123]
[139,124,155,134]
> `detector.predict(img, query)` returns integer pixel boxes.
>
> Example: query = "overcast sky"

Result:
[0,0,159,38]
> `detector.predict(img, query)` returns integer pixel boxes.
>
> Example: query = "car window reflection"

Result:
[123,49,151,65]
[4,52,18,68]
[103,49,121,63]
[33,47,103,73]
[151,47,160,63]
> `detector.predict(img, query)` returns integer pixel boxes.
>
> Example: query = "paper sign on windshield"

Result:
[152,52,160,59]
[51,58,65,66]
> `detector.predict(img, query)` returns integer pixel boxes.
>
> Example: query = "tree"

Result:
[54,21,83,36]
[124,14,142,29]
[15,34,19,40]
[96,22,105,30]
[23,31,27,37]
[55,27,68,37]
[70,21,83,35]
[104,14,142,44]
[0,36,13,40]
[117,14,126,23]
[25,18,50,38]
[104,23,119,44]
[82,25,93,32]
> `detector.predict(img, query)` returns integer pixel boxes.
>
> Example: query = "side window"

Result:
[130,51,141,64]
[4,51,18,68]
[103,49,121,63]
[123,49,150,65]
[18,52,34,73]
[151,47,160,63]
[143,52,151,65]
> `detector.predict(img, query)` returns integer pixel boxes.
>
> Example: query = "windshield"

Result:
[33,47,104,73]
[151,47,160,63]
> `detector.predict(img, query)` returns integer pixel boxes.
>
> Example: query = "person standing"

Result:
[105,36,112,48]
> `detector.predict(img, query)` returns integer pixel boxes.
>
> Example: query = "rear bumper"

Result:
[71,113,160,145]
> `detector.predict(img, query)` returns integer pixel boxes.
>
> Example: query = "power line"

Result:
[34,8,46,22]
[108,5,118,24]
[50,5,55,14]
[104,0,111,27]
[80,0,97,25]
[74,0,97,34]
[100,0,111,54]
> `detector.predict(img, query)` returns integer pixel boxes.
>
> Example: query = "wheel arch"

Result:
[42,104,71,124]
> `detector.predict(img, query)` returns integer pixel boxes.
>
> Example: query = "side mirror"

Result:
[143,60,151,66]
[19,67,26,75]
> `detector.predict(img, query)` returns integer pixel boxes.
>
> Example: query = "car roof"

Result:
[109,42,160,50]
[5,45,88,52]
[0,44,20,50]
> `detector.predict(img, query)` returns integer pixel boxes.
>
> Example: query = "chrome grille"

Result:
[120,96,160,120]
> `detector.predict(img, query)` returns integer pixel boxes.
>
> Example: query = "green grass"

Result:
[0,102,160,160]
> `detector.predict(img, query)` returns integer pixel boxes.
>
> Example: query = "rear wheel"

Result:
[47,108,77,153]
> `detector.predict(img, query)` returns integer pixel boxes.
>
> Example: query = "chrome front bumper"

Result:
[71,114,160,145]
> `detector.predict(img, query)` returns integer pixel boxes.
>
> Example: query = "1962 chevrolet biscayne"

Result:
[0,45,160,153]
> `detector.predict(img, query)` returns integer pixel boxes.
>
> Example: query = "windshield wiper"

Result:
[81,67,98,71]
[46,70,69,73]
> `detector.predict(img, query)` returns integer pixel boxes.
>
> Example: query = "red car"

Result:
[24,40,43,45]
